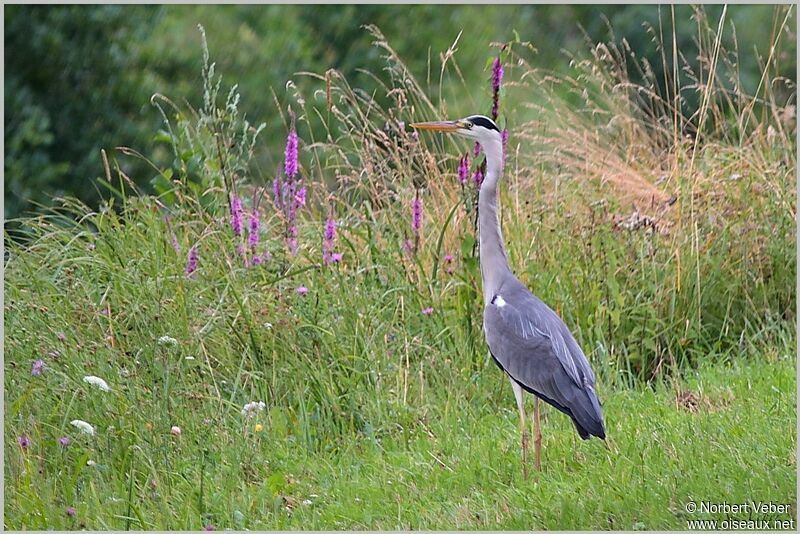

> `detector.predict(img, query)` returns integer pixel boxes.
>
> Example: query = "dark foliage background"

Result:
[4,4,795,220]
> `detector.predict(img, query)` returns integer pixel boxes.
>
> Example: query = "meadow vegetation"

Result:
[4,7,796,529]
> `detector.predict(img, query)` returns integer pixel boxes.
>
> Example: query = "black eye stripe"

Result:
[467,115,499,132]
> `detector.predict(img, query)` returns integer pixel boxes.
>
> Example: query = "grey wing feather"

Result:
[489,277,595,387]
[483,277,605,439]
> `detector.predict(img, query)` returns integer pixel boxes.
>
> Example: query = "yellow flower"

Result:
[254,424,264,433]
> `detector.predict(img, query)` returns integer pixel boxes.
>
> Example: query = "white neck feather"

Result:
[477,134,511,304]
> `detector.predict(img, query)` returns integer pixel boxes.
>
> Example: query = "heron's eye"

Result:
[464,122,473,130]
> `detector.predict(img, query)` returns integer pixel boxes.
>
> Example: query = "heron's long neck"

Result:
[478,137,511,304]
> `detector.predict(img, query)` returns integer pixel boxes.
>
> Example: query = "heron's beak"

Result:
[410,120,462,133]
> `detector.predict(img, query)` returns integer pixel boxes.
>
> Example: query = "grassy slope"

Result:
[2,200,796,529]
[4,344,795,530]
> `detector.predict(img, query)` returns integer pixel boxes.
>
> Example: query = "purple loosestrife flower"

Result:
[230,195,243,237]
[324,217,336,244]
[501,128,509,165]
[491,56,504,120]
[473,168,484,187]
[444,253,456,274]
[457,153,470,185]
[185,245,198,277]
[248,209,260,250]
[294,186,306,208]
[473,142,481,157]
[32,359,45,376]
[411,194,423,235]
[284,129,299,179]
[323,216,339,265]
[18,435,30,450]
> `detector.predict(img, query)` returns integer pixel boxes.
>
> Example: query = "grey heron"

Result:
[411,115,606,476]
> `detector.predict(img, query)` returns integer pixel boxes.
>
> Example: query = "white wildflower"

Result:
[158,335,178,347]
[86,460,97,466]
[241,401,266,417]
[302,499,312,506]
[83,375,111,392]
[71,419,95,436]
[170,425,181,436]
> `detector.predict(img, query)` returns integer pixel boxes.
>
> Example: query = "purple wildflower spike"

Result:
[248,209,260,250]
[457,153,470,185]
[323,216,337,265]
[294,186,306,208]
[230,195,243,237]
[284,129,299,179]
[473,168,484,187]
[18,435,30,450]
[501,128,509,164]
[32,359,45,376]
[473,142,481,157]
[491,56,504,120]
[185,245,198,277]
[411,194,423,235]
[59,436,71,447]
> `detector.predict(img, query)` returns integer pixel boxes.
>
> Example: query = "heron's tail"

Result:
[573,386,606,440]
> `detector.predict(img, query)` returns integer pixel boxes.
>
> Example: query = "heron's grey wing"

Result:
[493,278,596,387]
[483,283,605,439]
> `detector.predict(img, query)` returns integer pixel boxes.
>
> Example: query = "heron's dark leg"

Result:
[511,379,528,479]
[533,396,542,472]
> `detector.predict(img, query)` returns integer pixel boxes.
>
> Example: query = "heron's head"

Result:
[411,115,501,146]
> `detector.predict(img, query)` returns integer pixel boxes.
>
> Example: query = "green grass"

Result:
[4,337,796,530]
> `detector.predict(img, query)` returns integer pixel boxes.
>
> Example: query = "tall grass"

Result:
[4,9,795,524]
